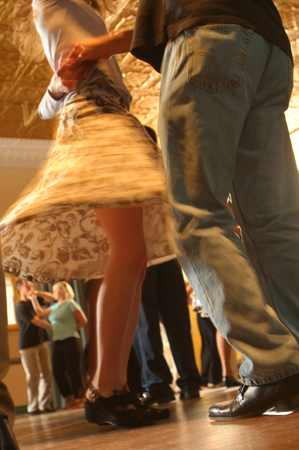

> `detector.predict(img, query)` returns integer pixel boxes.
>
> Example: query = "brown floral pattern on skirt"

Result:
[0,84,175,283]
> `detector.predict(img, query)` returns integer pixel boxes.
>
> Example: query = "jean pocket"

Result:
[186,26,252,93]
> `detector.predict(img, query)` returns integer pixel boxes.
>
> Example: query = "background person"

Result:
[133,259,201,405]
[31,282,88,409]
[187,285,240,388]
[15,279,53,415]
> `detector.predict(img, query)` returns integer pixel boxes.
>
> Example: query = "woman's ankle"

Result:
[86,383,130,402]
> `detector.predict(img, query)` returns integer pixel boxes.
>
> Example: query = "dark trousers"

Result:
[133,260,201,392]
[0,255,15,426]
[52,337,84,398]
[196,316,222,385]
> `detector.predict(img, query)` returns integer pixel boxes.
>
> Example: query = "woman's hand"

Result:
[73,310,88,331]
[48,73,67,99]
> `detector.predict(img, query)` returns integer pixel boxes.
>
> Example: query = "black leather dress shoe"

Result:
[179,390,200,400]
[209,372,299,420]
[140,389,175,406]
[41,408,56,413]
[28,409,43,416]
[0,416,20,450]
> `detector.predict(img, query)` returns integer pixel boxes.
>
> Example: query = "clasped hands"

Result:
[49,37,114,99]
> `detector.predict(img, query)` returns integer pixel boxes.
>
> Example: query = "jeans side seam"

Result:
[231,183,276,310]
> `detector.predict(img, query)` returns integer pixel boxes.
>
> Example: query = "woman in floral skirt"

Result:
[1,0,174,428]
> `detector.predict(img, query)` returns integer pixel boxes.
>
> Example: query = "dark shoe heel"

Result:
[85,399,106,424]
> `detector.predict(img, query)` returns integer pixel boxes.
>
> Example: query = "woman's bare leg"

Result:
[86,278,102,383]
[88,206,147,398]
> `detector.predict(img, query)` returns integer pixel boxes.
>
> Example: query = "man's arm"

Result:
[29,294,51,319]
[60,30,133,67]
[31,316,52,330]
[33,290,55,303]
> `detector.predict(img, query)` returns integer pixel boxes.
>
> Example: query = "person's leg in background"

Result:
[133,265,175,405]
[19,347,41,414]
[126,346,143,395]
[52,341,74,408]
[156,260,202,399]
[38,342,53,412]
[62,338,85,405]
[159,26,299,418]
[215,331,240,387]
[197,315,222,387]
[0,247,19,448]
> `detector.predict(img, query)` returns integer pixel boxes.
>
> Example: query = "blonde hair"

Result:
[13,0,116,61]
[53,281,75,300]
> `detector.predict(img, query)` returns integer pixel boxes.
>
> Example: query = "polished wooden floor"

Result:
[14,386,299,450]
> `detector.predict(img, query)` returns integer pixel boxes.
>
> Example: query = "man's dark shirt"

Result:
[15,297,48,350]
[131,0,292,72]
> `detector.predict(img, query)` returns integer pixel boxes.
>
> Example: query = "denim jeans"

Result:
[158,25,299,385]
[133,260,201,392]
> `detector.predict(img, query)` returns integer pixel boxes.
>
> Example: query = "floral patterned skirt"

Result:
[0,84,175,283]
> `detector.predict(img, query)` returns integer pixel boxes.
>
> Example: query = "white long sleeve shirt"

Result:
[32,0,132,119]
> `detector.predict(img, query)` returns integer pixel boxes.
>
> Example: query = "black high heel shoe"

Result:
[85,386,170,428]
[223,376,241,388]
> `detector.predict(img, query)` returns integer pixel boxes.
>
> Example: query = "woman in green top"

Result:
[31,282,88,409]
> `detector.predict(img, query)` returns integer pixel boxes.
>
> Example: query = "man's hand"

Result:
[56,30,133,88]
[56,38,113,89]
[48,67,93,99]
